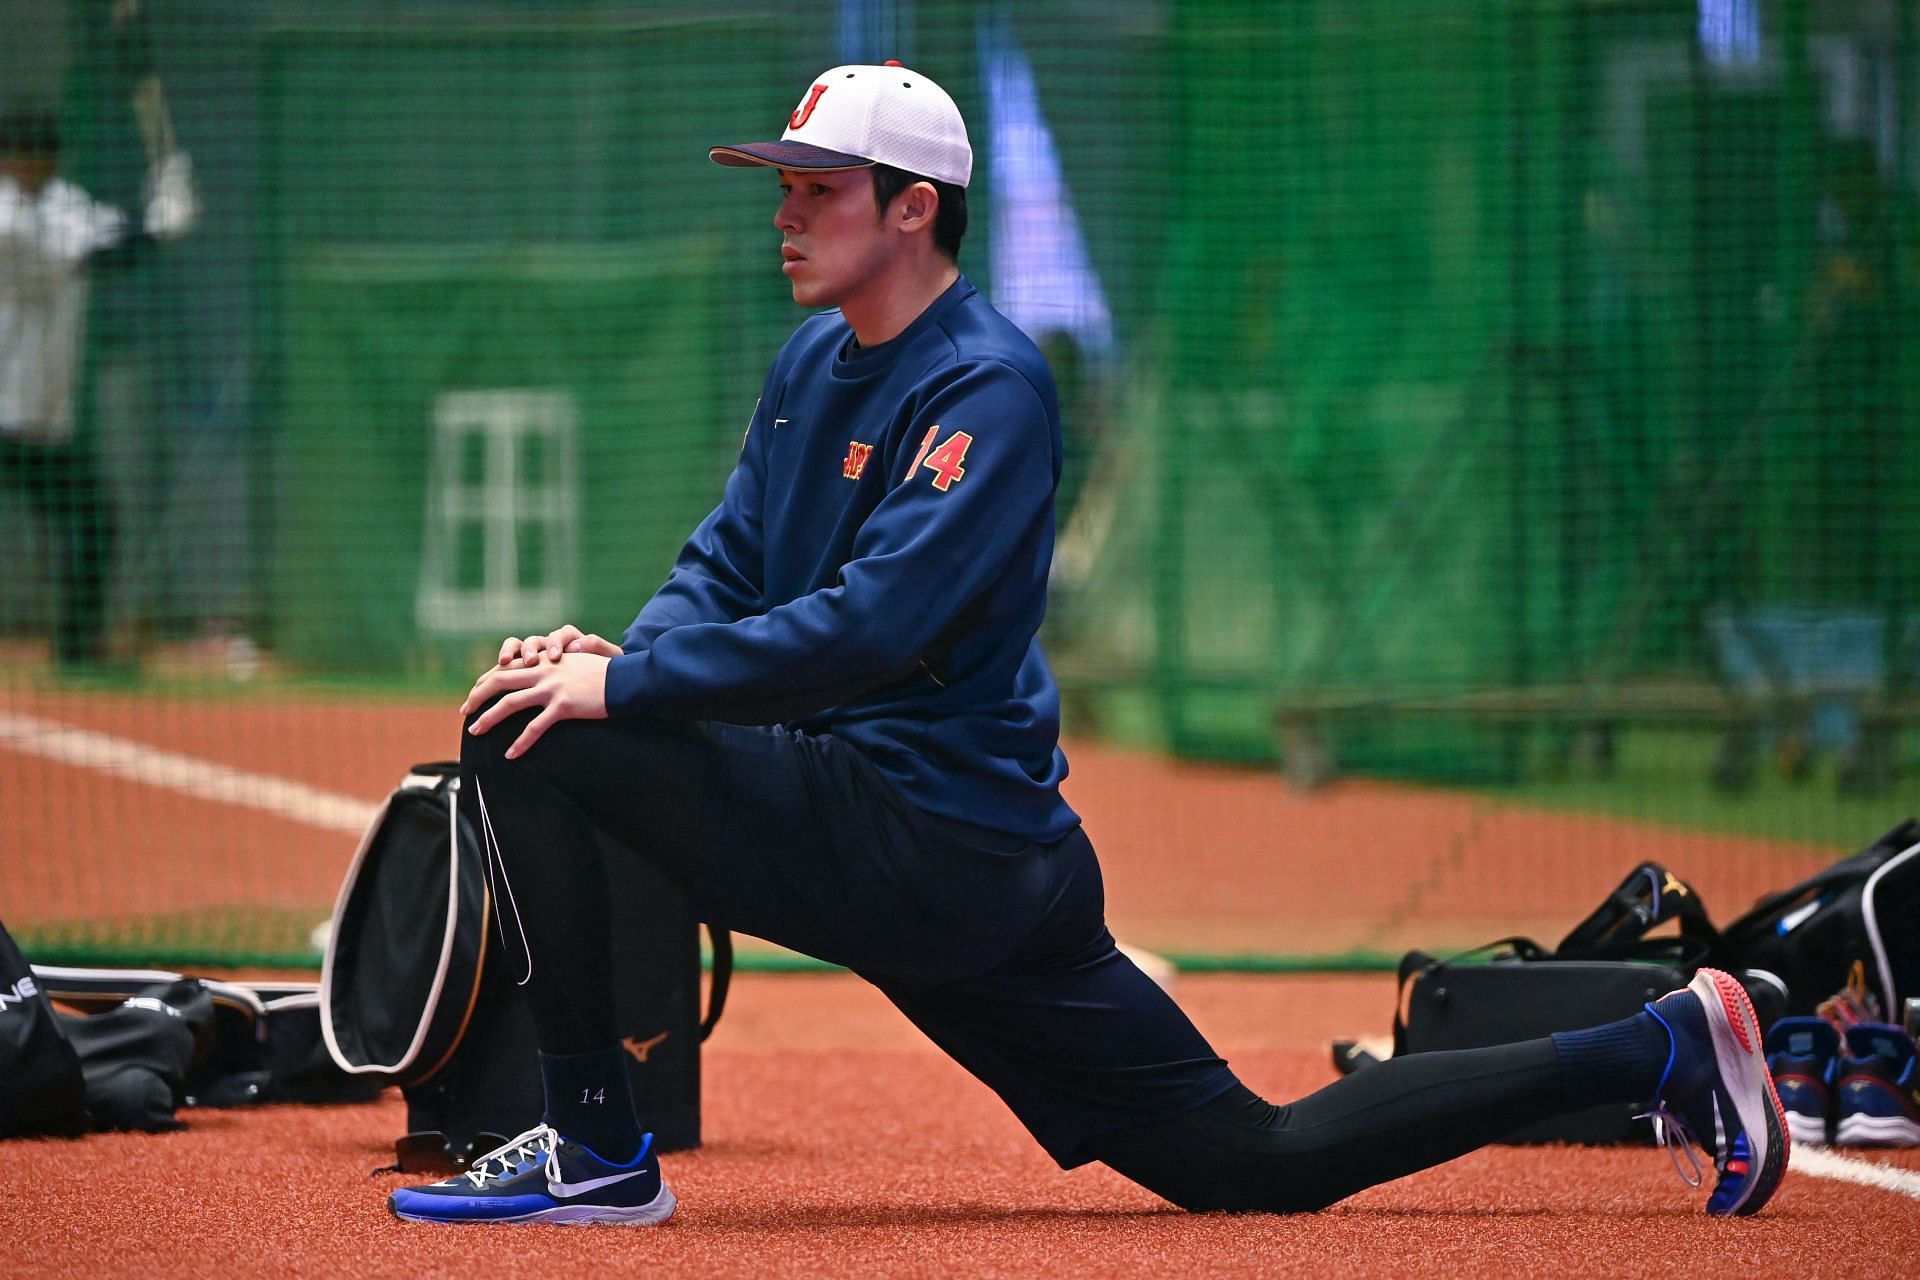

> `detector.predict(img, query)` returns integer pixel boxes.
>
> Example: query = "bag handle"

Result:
[1391,937,1547,1055]
[1561,932,1715,970]
[1391,949,1435,1058]
[1556,862,1719,958]
[699,927,731,1043]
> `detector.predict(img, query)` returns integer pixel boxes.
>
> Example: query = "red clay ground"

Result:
[10,972,1920,1278]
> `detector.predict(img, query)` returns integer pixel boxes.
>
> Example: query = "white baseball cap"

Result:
[709,62,972,188]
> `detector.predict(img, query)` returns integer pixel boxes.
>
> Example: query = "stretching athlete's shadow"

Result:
[1327,1205,1709,1220]
[681,1200,1773,1229]
[679,1203,1184,1230]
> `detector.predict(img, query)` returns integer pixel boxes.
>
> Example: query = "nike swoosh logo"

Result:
[774,418,789,428]
[551,1166,653,1199]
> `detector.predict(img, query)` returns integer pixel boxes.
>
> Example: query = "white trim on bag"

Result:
[319,775,464,1077]
[261,990,320,1014]
[34,966,267,1020]
[33,964,185,985]
[1860,838,1920,1015]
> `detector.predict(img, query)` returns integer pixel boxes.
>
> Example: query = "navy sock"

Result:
[1551,1010,1672,1105]
[539,1046,645,1163]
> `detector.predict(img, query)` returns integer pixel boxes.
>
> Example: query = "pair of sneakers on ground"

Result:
[385,968,1789,1225]
[1768,1016,1920,1148]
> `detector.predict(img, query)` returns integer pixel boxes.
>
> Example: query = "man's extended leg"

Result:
[876,827,1784,1217]
[1081,969,1786,1216]
[1084,1037,1635,1213]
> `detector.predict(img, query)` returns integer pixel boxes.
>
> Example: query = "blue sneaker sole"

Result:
[390,1183,676,1226]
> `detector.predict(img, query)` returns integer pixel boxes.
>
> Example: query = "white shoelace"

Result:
[1635,1103,1707,1189]
[460,1123,566,1192]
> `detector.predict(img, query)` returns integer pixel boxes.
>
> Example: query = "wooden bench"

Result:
[1053,665,1918,794]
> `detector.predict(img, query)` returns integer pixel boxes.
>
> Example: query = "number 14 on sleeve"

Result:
[905,426,974,492]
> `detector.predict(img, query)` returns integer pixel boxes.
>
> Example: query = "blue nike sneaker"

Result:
[388,1125,675,1225]
[1641,968,1789,1217]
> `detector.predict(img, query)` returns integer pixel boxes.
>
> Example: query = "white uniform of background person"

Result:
[0,107,194,666]
[0,151,194,439]
[0,175,135,443]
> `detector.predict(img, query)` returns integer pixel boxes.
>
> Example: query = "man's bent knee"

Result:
[458,700,686,776]
[459,696,531,772]
[458,699,603,777]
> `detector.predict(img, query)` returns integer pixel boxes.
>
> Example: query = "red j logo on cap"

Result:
[789,84,828,130]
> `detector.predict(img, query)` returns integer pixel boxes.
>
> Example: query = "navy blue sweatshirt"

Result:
[606,276,1079,842]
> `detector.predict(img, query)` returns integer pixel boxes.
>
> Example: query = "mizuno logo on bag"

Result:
[0,975,39,1010]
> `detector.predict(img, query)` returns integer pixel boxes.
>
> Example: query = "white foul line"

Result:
[1790,1143,1920,1201]
[0,710,377,835]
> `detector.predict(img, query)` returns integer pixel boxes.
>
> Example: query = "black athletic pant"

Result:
[462,704,1657,1213]
[0,439,115,665]
[1083,1049,1626,1213]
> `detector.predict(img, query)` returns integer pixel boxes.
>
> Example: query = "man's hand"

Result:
[497,624,623,669]
[462,652,612,760]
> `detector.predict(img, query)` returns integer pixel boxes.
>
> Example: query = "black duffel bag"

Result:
[5,949,214,1135]
[1390,863,1749,1146]
[36,968,379,1108]
[1394,940,1695,1145]
[322,762,731,1172]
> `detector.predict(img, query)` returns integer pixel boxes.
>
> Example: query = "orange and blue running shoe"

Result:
[1641,969,1790,1216]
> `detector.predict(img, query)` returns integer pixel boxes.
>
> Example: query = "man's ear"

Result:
[894,180,939,234]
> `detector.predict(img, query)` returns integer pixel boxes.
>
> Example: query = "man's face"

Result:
[773,167,897,310]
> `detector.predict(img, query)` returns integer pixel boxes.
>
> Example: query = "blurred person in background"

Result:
[0,105,194,668]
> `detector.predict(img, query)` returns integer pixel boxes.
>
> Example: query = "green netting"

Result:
[273,243,724,670]
[4,1,1918,967]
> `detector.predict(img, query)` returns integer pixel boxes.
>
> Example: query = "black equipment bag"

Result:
[0,914,87,1139]
[10,956,216,1134]
[1717,819,1920,1019]
[35,968,381,1108]
[1395,941,1692,1145]
[51,979,208,1131]
[1392,863,1728,1146]
[322,762,732,1171]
